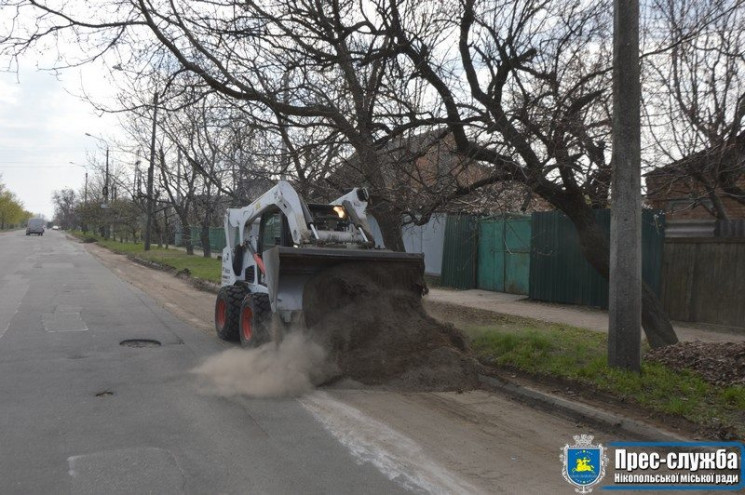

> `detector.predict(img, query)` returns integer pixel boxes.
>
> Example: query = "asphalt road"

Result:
[0,230,411,495]
[4,230,694,495]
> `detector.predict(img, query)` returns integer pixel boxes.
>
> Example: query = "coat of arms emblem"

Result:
[560,434,608,493]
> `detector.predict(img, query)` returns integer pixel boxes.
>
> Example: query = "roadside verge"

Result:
[71,233,734,442]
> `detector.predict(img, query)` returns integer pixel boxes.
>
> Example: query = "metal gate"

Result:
[477,216,531,295]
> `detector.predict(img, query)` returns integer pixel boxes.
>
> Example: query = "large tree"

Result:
[2,0,704,346]
[375,0,686,346]
[0,181,29,229]
[2,0,441,250]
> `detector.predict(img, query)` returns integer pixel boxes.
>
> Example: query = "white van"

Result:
[26,218,45,236]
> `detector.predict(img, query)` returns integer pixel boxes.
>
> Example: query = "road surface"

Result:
[0,230,642,494]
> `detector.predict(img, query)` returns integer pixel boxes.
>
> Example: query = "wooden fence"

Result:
[661,238,745,327]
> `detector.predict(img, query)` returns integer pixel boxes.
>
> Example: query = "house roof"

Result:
[326,128,549,215]
[645,133,745,178]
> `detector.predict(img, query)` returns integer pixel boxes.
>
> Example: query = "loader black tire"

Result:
[214,285,247,341]
[239,293,271,348]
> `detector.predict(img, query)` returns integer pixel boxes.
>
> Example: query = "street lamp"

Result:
[145,92,159,251]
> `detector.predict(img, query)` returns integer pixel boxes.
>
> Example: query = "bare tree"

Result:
[645,0,745,218]
[2,0,442,250]
[378,0,684,346]
[9,0,731,346]
[52,189,77,229]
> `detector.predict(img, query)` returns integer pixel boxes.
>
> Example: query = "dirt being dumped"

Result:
[302,262,481,392]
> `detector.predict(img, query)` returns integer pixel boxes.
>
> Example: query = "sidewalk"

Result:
[425,288,745,343]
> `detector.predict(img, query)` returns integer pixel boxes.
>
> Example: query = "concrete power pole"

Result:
[145,92,159,251]
[609,0,642,372]
[104,147,110,239]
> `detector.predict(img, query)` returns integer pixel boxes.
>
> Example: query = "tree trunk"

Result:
[200,224,211,258]
[563,201,678,348]
[181,219,194,255]
[369,199,405,251]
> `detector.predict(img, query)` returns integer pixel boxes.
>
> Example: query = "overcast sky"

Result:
[0,62,121,220]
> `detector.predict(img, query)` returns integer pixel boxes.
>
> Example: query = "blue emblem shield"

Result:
[561,435,607,493]
[566,447,602,486]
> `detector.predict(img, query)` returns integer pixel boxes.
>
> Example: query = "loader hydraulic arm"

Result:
[224,181,374,251]
[224,181,315,249]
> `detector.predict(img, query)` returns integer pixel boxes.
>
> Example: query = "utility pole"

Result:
[145,92,159,251]
[105,147,109,201]
[609,0,642,372]
[133,150,141,201]
[133,163,139,200]
[176,147,182,204]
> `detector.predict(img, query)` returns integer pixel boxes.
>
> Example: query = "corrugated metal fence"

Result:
[529,209,665,308]
[402,214,447,276]
[176,226,227,253]
[440,215,479,289]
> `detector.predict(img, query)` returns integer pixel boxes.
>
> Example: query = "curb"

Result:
[125,254,221,295]
[478,374,692,442]
[74,235,700,442]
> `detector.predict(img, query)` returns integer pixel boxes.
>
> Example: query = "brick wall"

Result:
[646,174,745,220]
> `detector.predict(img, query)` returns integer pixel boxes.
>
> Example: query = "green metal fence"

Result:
[529,209,665,308]
[176,226,227,253]
[440,215,479,289]
[477,216,531,295]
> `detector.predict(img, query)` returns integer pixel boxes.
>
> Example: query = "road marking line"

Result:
[300,391,486,495]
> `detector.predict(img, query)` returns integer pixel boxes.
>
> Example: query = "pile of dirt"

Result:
[302,262,481,392]
[645,341,745,387]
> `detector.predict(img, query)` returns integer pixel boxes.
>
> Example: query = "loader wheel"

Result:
[239,293,271,348]
[214,285,247,341]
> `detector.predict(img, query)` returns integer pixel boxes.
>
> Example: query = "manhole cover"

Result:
[120,339,162,348]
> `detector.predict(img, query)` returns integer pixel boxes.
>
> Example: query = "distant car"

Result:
[26,218,45,236]
[52,225,60,231]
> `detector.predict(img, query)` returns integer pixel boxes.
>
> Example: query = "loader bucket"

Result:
[262,246,425,316]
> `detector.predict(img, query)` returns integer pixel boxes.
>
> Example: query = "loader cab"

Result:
[258,209,293,253]
[253,210,291,287]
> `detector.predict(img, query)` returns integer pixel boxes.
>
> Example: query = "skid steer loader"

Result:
[214,181,425,347]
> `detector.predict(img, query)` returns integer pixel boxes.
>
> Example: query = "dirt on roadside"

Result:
[303,262,481,392]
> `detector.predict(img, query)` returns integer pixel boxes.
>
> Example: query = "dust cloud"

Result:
[194,262,479,398]
[192,332,337,398]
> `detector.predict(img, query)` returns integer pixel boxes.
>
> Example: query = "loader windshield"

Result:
[261,212,282,250]
[258,210,292,251]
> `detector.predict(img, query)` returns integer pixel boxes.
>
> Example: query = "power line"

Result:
[0,163,85,168]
